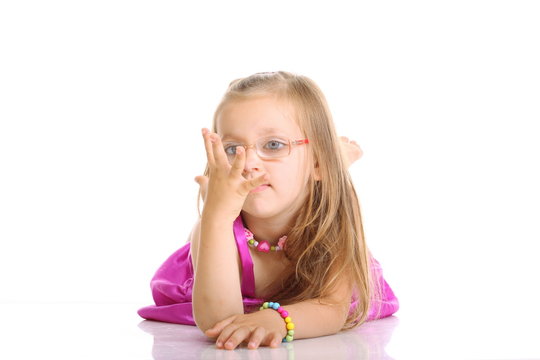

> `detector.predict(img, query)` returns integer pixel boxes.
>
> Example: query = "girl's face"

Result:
[216,95,312,220]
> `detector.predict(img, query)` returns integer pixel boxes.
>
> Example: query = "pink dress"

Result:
[137,215,399,324]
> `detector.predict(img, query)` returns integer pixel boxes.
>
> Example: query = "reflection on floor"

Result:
[138,315,399,360]
[2,303,539,359]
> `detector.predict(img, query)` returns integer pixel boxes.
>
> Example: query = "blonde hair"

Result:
[199,71,381,329]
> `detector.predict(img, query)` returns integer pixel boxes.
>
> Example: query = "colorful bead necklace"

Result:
[244,227,287,253]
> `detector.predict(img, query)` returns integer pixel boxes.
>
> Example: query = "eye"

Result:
[264,140,286,151]
[224,145,238,155]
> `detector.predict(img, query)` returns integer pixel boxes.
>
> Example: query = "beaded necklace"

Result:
[244,227,287,253]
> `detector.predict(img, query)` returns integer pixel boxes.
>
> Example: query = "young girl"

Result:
[138,71,399,350]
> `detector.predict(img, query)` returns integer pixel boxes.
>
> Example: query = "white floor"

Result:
[1,303,539,359]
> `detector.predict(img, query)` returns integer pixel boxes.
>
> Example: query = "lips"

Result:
[250,184,270,193]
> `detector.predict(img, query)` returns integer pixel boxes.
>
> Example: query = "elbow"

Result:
[334,302,351,333]
[194,317,212,334]
[332,311,349,334]
[192,302,217,333]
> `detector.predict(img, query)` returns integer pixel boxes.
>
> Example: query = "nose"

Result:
[243,146,263,174]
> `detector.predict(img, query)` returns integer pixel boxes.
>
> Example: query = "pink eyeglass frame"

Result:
[224,138,309,159]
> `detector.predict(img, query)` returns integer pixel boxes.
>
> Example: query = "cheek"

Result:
[270,160,309,195]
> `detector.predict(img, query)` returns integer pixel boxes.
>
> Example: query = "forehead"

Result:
[216,96,300,139]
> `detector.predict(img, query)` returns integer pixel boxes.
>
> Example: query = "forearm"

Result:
[192,216,243,331]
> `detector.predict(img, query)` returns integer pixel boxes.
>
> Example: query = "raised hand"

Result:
[198,128,269,223]
[339,136,363,168]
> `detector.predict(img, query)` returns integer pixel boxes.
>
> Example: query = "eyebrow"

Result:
[221,128,288,140]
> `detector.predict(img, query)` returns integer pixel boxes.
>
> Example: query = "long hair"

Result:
[198,71,381,329]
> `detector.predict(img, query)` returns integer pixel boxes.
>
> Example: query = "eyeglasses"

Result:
[222,136,309,164]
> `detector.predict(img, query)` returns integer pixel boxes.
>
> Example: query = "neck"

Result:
[241,211,295,245]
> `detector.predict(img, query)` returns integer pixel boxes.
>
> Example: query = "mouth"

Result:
[250,184,270,194]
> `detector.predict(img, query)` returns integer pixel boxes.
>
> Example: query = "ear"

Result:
[313,161,321,181]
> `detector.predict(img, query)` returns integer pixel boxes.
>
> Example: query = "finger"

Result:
[194,175,209,199]
[205,316,236,339]
[194,175,208,187]
[215,324,239,349]
[340,136,350,143]
[241,173,269,193]
[202,128,216,166]
[214,323,239,348]
[229,146,245,177]
[267,332,283,348]
[247,327,267,350]
[223,326,252,350]
[209,133,230,167]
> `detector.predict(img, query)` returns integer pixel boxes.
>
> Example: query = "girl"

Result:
[138,71,399,350]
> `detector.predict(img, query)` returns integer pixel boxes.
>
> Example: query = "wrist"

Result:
[201,204,240,224]
[201,212,236,228]
[262,309,288,338]
[259,302,295,342]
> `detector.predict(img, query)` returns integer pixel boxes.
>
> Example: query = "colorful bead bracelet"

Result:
[259,301,295,342]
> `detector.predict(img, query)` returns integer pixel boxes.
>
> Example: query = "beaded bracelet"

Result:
[259,301,295,342]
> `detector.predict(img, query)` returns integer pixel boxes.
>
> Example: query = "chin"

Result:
[241,201,279,219]
[241,208,274,219]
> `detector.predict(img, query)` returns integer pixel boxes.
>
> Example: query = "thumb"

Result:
[194,175,209,200]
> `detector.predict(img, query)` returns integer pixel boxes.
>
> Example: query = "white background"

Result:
[1,0,539,354]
